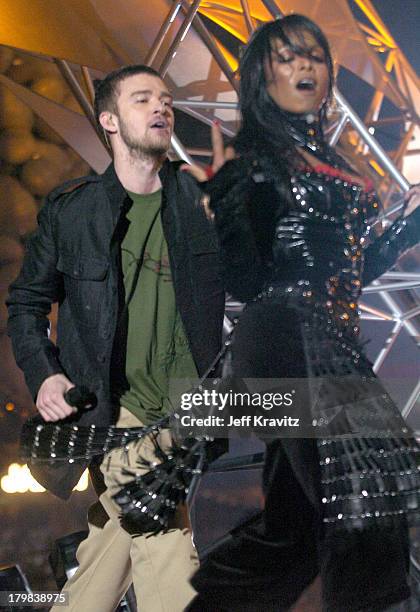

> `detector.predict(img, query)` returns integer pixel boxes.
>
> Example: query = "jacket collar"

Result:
[101,163,129,224]
[158,157,175,187]
[101,158,175,223]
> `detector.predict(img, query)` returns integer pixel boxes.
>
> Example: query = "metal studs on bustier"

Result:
[262,169,381,365]
[244,125,420,529]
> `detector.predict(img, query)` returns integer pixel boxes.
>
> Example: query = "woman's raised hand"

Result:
[180,120,235,183]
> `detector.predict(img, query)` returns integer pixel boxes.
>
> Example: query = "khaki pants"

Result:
[52,408,199,612]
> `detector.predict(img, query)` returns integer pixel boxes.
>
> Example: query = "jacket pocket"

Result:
[57,253,109,327]
[189,232,219,255]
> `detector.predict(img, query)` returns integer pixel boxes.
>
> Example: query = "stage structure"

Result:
[0,2,418,457]
[0,0,417,421]
[0,2,419,601]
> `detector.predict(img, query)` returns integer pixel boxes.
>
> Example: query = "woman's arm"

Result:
[362,187,420,286]
[206,158,270,301]
[181,124,272,301]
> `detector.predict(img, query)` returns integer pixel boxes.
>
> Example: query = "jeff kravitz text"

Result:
[179,414,300,427]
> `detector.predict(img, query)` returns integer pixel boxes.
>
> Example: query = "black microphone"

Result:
[64,386,98,411]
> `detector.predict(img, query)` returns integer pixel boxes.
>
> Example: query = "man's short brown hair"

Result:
[93,64,163,127]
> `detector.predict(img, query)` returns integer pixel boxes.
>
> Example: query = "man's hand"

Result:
[36,373,76,421]
[403,184,420,217]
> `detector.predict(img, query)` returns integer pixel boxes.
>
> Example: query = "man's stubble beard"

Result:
[119,115,170,161]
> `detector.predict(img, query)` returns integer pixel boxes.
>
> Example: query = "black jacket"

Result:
[7,161,225,498]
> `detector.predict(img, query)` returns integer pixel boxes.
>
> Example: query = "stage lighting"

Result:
[0,463,89,493]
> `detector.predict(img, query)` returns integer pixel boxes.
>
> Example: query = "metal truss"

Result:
[352,0,420,195]
[55,0,420,416]
[150,0,418,418]
[0,1,417,412]
[0,3,419,584]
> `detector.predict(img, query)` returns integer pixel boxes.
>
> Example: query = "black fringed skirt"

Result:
[188,297,420,612]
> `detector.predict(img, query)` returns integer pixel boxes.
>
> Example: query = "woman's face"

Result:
[265,30,330,115]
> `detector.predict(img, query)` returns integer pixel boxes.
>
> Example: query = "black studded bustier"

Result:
[267,165,379,339]
[207,141,419,345]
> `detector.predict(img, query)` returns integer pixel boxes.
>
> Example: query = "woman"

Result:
[183,14,420,612]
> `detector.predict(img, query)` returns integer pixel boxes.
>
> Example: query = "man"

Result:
[7,65,224,612]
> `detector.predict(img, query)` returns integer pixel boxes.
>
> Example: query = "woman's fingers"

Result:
[180,163,208,183]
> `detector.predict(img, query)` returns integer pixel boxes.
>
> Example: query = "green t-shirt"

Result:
[120,190,197,424]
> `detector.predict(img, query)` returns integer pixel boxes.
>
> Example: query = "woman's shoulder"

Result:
[204,155,257,199]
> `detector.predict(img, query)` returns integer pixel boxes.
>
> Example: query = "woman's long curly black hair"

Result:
[234,15,335,170]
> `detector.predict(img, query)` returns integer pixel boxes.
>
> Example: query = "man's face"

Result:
[114,73,174,157]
